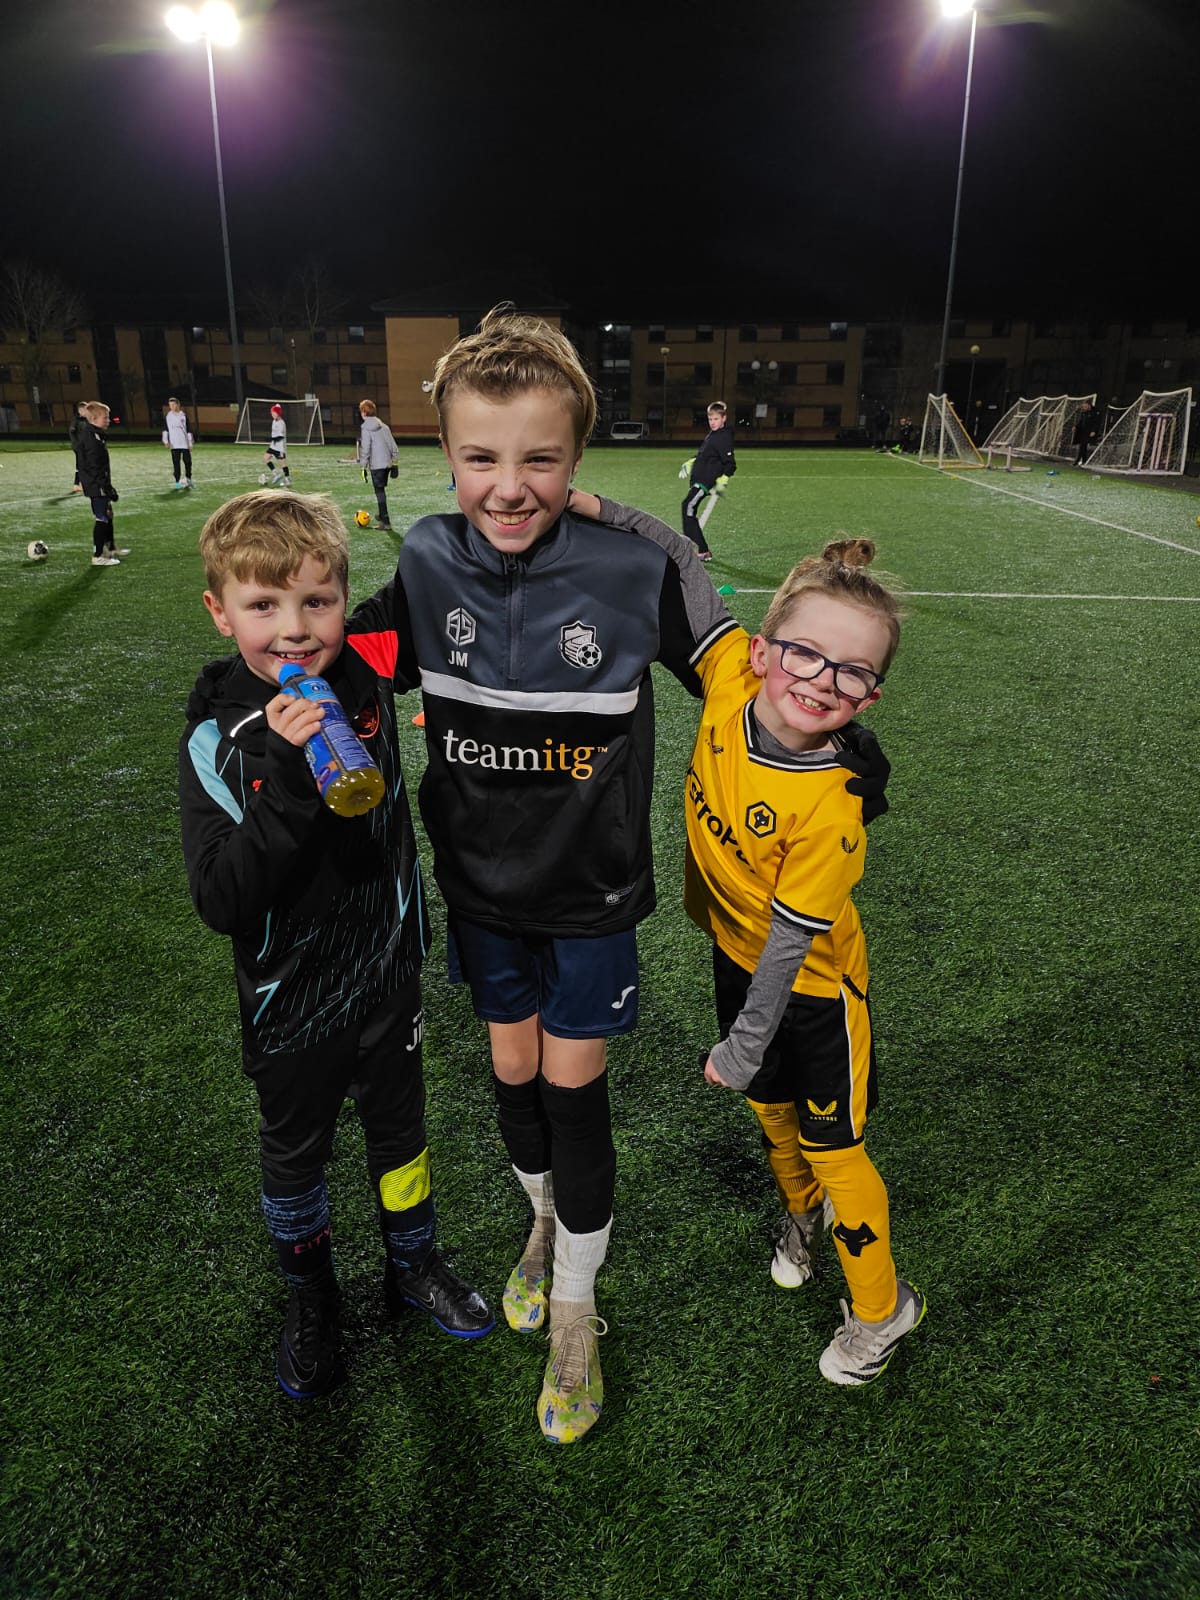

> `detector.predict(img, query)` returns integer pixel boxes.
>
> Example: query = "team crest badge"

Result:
[561,620,603,668]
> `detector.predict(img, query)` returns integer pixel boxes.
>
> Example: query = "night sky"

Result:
[2,0,1196,326]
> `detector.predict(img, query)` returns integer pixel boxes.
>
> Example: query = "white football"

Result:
[28,540,49,561]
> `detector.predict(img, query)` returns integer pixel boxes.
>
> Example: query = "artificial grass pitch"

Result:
[2,439,1198,1599]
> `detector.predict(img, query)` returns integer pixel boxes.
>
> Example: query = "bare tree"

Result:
[0,260,86,414]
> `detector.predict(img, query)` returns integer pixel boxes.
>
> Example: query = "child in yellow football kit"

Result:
[689,538,925,1385]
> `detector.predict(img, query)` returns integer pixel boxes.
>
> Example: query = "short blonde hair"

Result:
[432,303,597,447]
[199,490,349,597]
[83,401,109,422]
[359,399,377,416]
[761,538,903,673]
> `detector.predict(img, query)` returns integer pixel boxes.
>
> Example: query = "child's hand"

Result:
[567,488,602,520]
[266,692,325,747]
[837,722,890,823]
[703,1054,732,1089]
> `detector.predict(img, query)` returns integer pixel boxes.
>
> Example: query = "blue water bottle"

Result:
[277,662,385,817]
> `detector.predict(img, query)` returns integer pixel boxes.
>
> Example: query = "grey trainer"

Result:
[818,1277,927,1386]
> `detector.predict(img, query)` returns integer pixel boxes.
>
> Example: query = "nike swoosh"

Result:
[611,985,636,1010]
[405,1287,437,1311]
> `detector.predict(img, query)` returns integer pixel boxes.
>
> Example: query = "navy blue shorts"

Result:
[447,917,639,1039]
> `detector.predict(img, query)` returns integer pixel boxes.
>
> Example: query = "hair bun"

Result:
[822,537,875,569]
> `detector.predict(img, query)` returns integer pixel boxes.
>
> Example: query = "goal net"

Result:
[1086,388,1193,476]
[234,396,325,447]
[982,394,1096,465]
[919,394,986,469]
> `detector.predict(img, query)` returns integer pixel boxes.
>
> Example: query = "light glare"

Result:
[165,5,201,41]
[166,1,239,45]
[940,0,974,15]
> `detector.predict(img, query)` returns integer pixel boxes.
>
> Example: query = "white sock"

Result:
[549,1215,612,1317]
[512,1167,555,1272]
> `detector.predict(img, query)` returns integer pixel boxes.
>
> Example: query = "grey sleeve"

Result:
[592,494,732,650]
[709,919,815,1092]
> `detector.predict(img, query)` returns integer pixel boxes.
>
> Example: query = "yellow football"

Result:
[354,510,371,527]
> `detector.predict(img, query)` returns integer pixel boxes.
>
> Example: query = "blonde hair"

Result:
[761,538,902,672]
[432,303,597,447]
[83,401,109,421]
[359,398,377,416]
[199,490,349,597]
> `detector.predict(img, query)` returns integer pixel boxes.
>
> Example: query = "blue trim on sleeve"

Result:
[187,720,244,823]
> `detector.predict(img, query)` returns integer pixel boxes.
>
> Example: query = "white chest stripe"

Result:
[420,668,639,716]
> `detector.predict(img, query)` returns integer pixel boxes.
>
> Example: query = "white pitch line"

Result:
[932,463,1200,555]
[716,587,1200,602]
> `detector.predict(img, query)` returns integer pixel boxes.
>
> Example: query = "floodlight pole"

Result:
[203,33,244,411]
[934,2,977,398]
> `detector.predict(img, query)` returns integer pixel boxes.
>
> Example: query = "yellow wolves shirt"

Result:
[684,626,868,999]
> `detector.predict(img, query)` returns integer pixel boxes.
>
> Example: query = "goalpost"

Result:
[234,396,325,446]
[1086,388,1193,476]
[982,394,1096,467]
[919,394,986,469]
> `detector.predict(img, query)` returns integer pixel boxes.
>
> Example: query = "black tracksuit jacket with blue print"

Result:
[178,639,429,1057]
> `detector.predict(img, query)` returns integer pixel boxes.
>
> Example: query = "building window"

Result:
[349,364,368,385]
[826,362,845,385]
[1034,321,1056,339]
[776,405,795,427]
[646,363,664,384]
[194,363,209,381]
[313,328,327,344]
[692,409,709,426]
[0,365,11,384]
[348,325,365,343]
[271,365,288,384]
[694,363,713,386]
[192,326,206,340]
[311,363,330,385]
[67,363,81,383]
[829,322,848,342]
[63,327,77,344]
[736,362,754,383]
[991,318,1011,338]
[695,325,714,343]
[781,324,799,341]
[822,405,841,429]
[648,323,666,343]
[739,325,757,343]
[778,363,797,385]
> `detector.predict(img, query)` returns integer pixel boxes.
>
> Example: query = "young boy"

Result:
[680,400,736,561]
[75,402,128,566]
[350,309,889,1441]
[163,396,195,490]
[179,489,493,1401]
[259,404,291,487]
[356,399,398,529]
[688,537,924,1385]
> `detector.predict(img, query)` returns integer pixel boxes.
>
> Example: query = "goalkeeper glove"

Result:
[678,458,695,481]
[362,468,369,484]
[836,722,891,824]
[714,475,730,493]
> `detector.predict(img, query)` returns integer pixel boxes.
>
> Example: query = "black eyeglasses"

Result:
[766,638,883,701]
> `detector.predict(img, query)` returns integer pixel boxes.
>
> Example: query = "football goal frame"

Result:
[982,394,1096,468]
[1086,388,1193,476]
[234,396,325,447]
[919,394,986,470]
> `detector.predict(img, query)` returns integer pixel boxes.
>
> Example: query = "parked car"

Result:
[610,420,649,441]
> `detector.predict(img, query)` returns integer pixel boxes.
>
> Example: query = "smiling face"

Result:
[749,591,889,753]
[440,387,581,556]
[203,552,347,687]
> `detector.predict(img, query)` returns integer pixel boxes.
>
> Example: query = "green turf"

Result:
[2,440,1198,1599]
